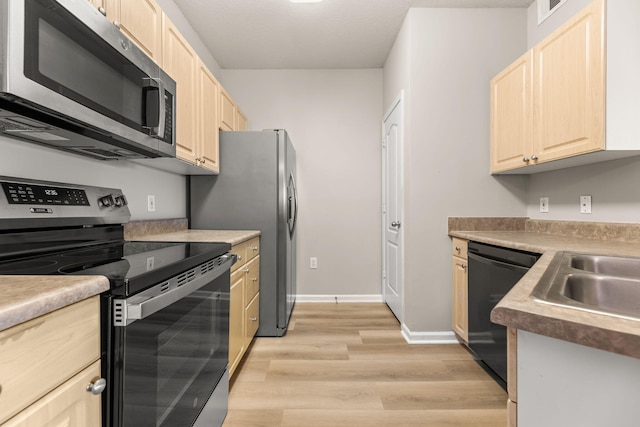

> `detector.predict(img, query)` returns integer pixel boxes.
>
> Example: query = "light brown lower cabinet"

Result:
[228,236,261,377]
[451,238,468,343]
[0,296,102,426]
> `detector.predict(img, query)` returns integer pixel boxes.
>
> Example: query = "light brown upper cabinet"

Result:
[104,0,162,63]
[161,14,198,165]
[197,58,220,173]
[220,87,237,131]
[491,51,533,172]
[491,0,640,174]
[532,0,604,164]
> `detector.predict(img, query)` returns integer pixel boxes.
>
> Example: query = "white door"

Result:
[383,94,403,321]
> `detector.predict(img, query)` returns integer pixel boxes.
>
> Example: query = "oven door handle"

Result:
[113,253,236,326]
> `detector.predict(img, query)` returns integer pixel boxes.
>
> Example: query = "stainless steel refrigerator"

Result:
[190,129,298,337]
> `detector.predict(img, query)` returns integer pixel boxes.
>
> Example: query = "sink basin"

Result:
[531,252,640,320]
[570,254,640,277]
[564,274,640,316]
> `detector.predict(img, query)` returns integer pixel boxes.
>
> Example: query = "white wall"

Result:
[526,0,640,222]
[383,8,529,334]
[222,69,384,297]
[0,137,186,220]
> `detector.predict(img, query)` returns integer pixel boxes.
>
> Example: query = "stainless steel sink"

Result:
[531,252,640,320]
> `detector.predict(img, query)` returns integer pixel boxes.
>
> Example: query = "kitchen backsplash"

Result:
[449,217,640,243]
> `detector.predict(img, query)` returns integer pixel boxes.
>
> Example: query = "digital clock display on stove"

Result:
[1,182,89,206]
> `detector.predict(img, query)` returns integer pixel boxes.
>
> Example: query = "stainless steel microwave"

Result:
[0,0,176,160]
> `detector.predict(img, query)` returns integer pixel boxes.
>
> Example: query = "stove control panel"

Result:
[1,182,89,206]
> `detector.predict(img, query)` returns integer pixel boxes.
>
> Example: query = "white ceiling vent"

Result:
[538,0,568,25]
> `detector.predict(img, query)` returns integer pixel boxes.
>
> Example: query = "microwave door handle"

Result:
[155,78,166,139]
[142,77,166,139]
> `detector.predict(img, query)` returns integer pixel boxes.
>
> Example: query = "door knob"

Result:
[391,221,401,228]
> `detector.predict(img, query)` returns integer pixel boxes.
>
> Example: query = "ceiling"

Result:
[173,0,534,69]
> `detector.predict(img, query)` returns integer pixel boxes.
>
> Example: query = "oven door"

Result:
[0,0,175,157]
[109,256,232,427]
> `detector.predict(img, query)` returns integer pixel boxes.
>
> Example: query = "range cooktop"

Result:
[0,240,231,296]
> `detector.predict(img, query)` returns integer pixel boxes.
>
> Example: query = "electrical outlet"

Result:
[540,197,549,213]
[580,195,592,214]
[310,257,318,269]
[147,195,156,212]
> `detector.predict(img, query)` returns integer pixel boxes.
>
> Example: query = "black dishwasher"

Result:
[467,241,540,389]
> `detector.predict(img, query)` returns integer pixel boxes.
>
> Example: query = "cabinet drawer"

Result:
[244,255,260,304]
[230,241,247,272]
[3,360,102,427]
[245,237,260,260]
[452,238,468,259]
[0,296,100,424]
[245,292,259,343]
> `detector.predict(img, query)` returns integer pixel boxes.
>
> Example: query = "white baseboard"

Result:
[401,323,459,344]
[295,294,384,303]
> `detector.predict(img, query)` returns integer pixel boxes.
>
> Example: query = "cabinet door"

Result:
[105,0,162,63]
[452,255,468,343]
[244,255,260,306]
[244,293,259,348]
[219,88,237,131]
[162,14,198,164]
[229,270,245,377]
[0,297,100,424]
[533,0,605,163]
[2,361,102,427]
[197,59,220,173]
[491,50,533,173]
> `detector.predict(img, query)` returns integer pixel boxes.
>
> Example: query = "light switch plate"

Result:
[147,195,156,212]
[310,257,318,269]
[580,195,592,214]
[540,197,549,213]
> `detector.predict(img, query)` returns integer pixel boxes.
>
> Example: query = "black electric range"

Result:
[0,176,233,427]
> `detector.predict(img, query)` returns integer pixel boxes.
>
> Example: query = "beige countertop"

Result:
[450,230,640,359]
[129,229,260,246]
[0,275,109,332]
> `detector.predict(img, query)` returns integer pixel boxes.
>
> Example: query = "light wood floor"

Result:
[223,303,507,427]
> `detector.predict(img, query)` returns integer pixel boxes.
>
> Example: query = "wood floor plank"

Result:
[377,380,507,410]
[246,341,349,360]
[347,343,475,361]
[266,359,495,382]
[222,409,283,427]
[281,409,507,427]
[228,381,384,410]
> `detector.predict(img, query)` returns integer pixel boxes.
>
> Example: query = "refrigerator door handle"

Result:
[288,172,298,235]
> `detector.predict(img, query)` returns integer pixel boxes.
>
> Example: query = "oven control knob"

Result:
[114,195,128,207]
[98,195,115,208]
[86,378,107,395]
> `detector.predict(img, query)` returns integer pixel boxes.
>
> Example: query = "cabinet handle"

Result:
[522,157,530,163]
[201,158,206,164]
[251,277,258,282]
[251,246,258,251]
[86,378,107,395]
[237,255,242,261]
[98,6,106,16]
[456,263,467,271]
[455,246,461,252]
[113,20,121,29]
[244,268,250,273]
[531,154,538,161]
[251,317,257,321]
